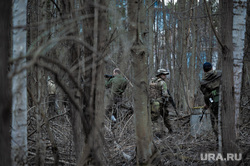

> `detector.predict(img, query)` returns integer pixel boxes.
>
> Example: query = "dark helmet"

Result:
[203,62,212,72]
[156,68,169,76]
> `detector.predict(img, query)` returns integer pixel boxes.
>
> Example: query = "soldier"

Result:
[200,62,222,138]
[149,68,173,134]
[105,68,128,121]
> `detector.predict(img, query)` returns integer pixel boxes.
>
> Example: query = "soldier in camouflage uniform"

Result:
[149,68,173,133]
[105,68,128,120]
[200,62,222,138]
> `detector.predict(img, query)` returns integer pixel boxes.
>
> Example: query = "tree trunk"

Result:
[76,1,108,165]
[190,0,198,108]
[220,0,238,165]
[0,1,12,165]
[128,0,154,165]
[232,0,247,136]
[147,0,154,79]
[11,0,28,165]
[241,0,250,129]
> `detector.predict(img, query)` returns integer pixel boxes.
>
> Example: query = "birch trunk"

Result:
[232,0,247,134]
[11,0,28,165]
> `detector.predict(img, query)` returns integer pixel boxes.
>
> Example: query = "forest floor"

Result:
[27,102,250,165]
[103,104,250,166]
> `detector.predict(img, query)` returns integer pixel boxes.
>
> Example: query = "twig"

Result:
[28,151,76,165]
[28,110,69,138]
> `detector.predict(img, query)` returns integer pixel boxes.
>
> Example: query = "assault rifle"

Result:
[167,90,179,116]
[104,74,114,79]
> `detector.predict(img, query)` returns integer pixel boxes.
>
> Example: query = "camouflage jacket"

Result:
[149,77,169,103]
[105,74,127,96]
[200,70,222,106]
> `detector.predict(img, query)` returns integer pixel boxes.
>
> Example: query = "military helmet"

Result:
[156,68,169,76]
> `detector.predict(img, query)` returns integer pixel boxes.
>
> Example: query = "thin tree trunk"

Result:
[148,0,154,79]
[11,0,28,165]
[208,1,213,62]
[190,0,197,108]
[182,0,189,113]
[176,0,183,112]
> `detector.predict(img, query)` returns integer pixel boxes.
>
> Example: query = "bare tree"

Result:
[77,0,109,164]
[128,0,154,164]
[0,0,12,165]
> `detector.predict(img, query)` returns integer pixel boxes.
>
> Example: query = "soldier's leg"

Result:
[151,101,160,122]
[113,95,122,120]
[105,96,113,118]
[210,104,219,138]
[151,102,163,137]
[161,103,172,133]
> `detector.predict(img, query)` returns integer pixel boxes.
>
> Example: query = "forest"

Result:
[0,0,250,165]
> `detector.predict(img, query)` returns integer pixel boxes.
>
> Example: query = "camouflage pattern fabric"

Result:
[149,77,172,132]
[200,70,222,138]
[149,77,169,102]
[200,70,221,106]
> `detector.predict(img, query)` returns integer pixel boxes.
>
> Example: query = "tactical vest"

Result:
[149,79,162,100]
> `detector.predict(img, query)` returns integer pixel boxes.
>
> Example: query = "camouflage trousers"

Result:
[150,101,172,132]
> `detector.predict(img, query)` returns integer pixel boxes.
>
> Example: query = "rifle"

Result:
[200,98,213,122]
[167,90,179,116]
[199,107,207,122]
[104,74,114,79]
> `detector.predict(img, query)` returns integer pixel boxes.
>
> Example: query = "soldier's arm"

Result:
[200,83,210,106]
[161,81,169,98]
[204,92,211,106]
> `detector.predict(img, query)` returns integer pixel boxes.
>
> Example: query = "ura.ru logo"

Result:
[200,153,242,161]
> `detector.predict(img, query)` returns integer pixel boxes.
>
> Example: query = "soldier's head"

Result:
[113,68,121,76]
[156,68,169,79]
[203,62,212,72]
